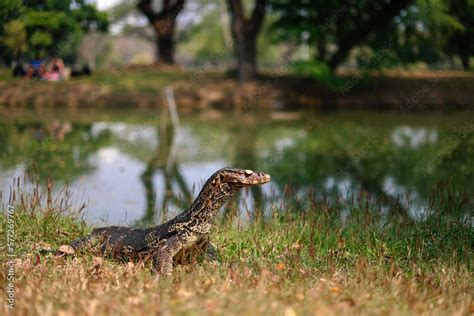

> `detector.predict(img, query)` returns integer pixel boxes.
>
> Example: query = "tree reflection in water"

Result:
[139,110,191,225]
[0,112,472,224]
[229,116,264,221]
[0,120,110,183]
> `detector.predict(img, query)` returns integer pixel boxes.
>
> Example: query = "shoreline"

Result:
[1,69,473,111]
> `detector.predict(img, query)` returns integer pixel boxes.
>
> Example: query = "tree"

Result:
[137,0,186,64]
[0,0,23,64]
[21,10,82,59]
[0,0,108,63]
[445,0,473,70]
[2,20,27,62]
[358,0,470,70]
[270,0,413,69]
[226,0,267,81]
[178,1,233,66]
[327,0,413,69]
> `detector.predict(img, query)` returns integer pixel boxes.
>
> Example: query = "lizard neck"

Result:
[183,181,236,224]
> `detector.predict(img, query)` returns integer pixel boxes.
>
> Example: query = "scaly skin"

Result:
[68,168,270,274]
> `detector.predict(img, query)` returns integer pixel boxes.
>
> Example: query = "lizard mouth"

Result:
[257,173,271,184]
[233,170,271,186]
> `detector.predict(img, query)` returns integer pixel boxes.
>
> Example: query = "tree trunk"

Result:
[232,27,257,81]
[138,0,185,65]
[153,20,176,64]
[460,52,470,71]
[316,35,327,62]
[227,0,266,81]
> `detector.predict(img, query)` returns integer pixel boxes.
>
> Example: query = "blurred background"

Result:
[0,0,472,225]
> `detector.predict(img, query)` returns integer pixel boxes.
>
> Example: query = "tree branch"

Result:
[138,0,185,22]
[160,0,185,18]
[227,0,245,21]
[137,0,156,21]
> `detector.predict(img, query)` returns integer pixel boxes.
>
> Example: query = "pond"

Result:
[1,109,473,226]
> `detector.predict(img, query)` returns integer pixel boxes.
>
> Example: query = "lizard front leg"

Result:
[190,237,219,262]
[173,236,219,265]
[205,241,219,262]
[152,232,196,275]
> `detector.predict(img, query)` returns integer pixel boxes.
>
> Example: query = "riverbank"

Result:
[0,68,473,111]
[0,181,472,315]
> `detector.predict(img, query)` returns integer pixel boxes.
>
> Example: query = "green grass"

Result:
[0,181,472,315]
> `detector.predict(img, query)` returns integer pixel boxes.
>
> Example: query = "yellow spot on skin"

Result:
[245,169,253,175]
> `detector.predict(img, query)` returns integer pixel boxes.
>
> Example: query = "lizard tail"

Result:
[38,235,94,257]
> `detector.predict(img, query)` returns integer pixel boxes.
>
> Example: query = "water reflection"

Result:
[391,127,438,148]
[0,120,111,182]
[229,117,264,220]
[139,120,191,225]
[0,111,472,225]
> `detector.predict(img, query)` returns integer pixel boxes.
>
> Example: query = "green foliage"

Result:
[0,0,23,23]
[20,10,82,58]
[178,2,232,65]
[269,0,409,68]
[177,0,284,67]
[0,0,108,63]
[2,20,28,59]
[365,0,469,68]
[289,60,346,89]
[269,0,473,70]
[444,0,474,69]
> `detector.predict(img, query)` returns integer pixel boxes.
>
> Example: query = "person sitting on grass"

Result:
[26,56,45,79]
[43,57,65,81]
[43,64,62,81]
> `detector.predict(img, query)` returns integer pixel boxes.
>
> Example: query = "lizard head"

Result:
[215,168,271,188]
[186,168,271,220]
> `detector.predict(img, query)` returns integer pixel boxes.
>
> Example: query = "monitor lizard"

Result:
[66,168,270,274]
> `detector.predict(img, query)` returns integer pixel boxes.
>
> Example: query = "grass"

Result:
[0,180,472,315]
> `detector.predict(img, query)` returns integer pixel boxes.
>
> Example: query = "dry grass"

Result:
[0,180,473,315]
[2,255,472,315]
